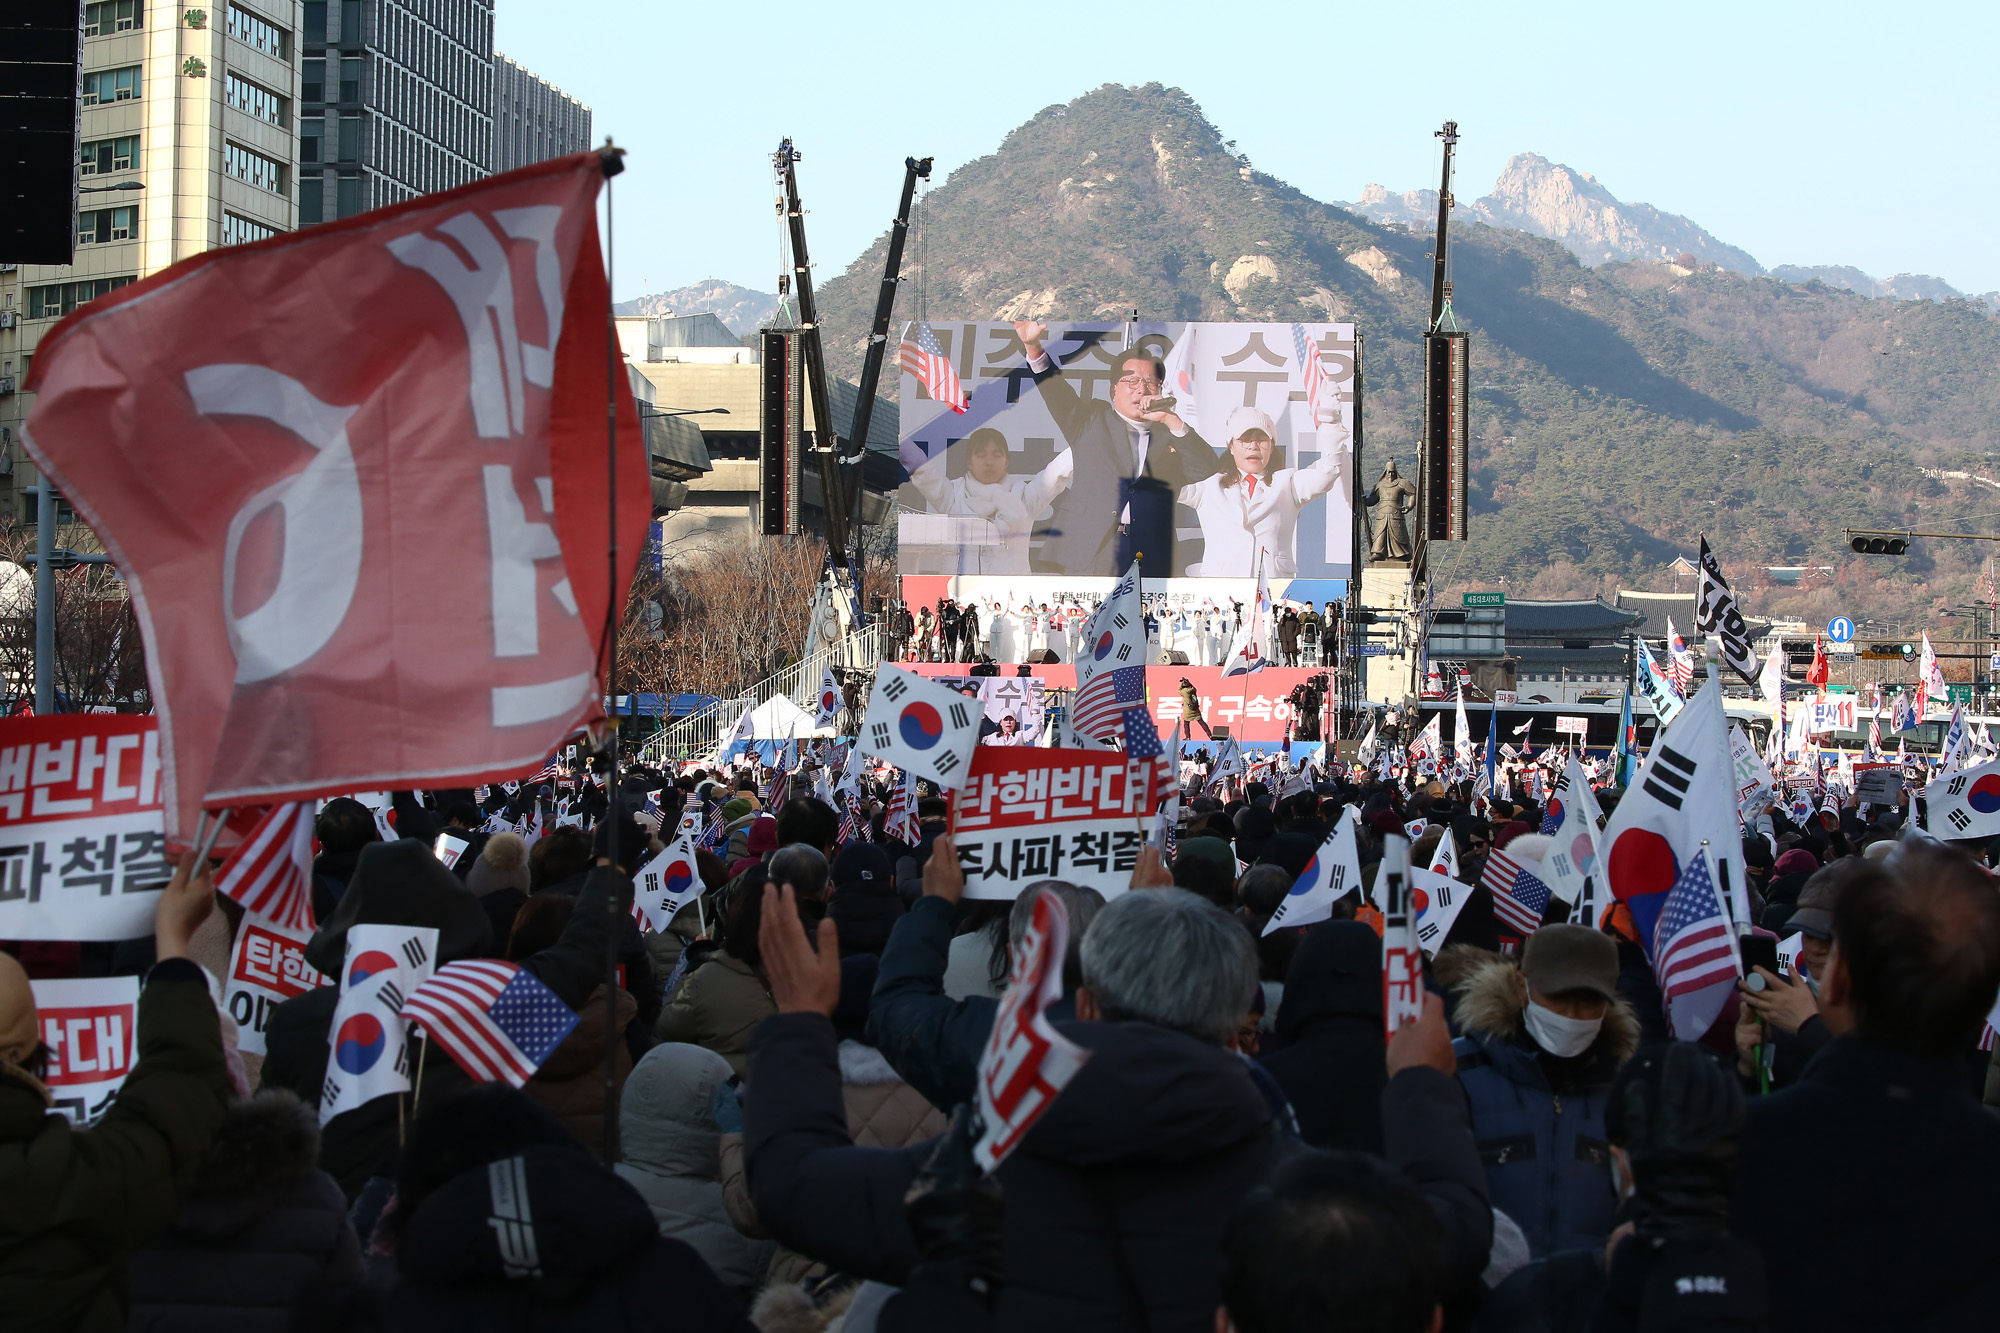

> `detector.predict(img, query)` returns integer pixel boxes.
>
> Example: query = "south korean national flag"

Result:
[1925,758,2000,840]
[859,666,984,794]
[813,664,843,731]
[320,924,438,1127]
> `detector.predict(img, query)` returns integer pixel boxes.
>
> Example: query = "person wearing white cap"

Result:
[901,426,1073,575]
[1175,403,1349,578]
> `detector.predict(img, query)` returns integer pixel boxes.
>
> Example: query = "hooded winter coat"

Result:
[1449,952,1639,1258]
[613,1044,775,1292]
[655,950,774,1081]
[1258,919,1386,1153]
[838,1039,947,1148]
[386,1144,756,1331]
[0,958,234,1333]
[525,985,637,1158]
[259,847,626,1198]
[126,1091,365,1332]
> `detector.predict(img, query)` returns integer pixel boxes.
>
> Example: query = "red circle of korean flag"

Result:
[1093,631,1115,661]
[821,689,838,713]
[665,860,695,896]
[1606,828,1677,902]
[334,1013,387,1074]
[898,701,944,750]
[1288,855,1321,897]
[347,950,398,988]
[1969,773,2000,815]
[1413,884,1431,914]
[1545,796,1564,826]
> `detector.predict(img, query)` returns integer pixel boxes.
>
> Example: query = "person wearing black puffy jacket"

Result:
[382,1084,753,1332]
[126,1090,367,1332]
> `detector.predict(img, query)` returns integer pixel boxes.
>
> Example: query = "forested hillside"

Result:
[802,84,2000,624]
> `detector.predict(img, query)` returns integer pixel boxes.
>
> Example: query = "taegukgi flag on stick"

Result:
[320,924,437,1126]
[631,830,704,933]
[18,153,649,847]
[1924,758,2000,839]
[1266,807,1363,935]
[859,666,984,793]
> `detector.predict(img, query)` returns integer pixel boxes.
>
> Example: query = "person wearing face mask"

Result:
[1447,924,1640,1259]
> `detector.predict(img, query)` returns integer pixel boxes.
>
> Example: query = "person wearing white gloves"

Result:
[1177,404,1350,578]
[902,428,1072,576]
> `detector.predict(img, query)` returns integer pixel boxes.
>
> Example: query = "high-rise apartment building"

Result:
[0,0,305,518]
[491,53,590,173]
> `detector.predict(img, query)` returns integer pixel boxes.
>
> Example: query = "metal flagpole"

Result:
[599,140,626,1162]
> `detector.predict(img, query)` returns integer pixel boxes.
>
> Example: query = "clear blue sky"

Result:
[498,0,1999,303]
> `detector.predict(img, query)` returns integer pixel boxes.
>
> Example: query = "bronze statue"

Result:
[1364,460,1417,564]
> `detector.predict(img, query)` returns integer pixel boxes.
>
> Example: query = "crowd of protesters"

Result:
[5,753,2000,1332]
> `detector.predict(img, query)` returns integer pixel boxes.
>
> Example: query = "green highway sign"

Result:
[1462,592,1506,608]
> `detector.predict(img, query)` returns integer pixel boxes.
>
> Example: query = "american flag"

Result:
[884,768,921,844]
[1290,324,1328,421]
[530,755,561,783]
[1666,616,1695,694]
[1480,847,1551,936]
[696,802,727,853]
[1651,853,1737,1040]
[1866,707,1882,760]
[838,790,873,847]
[1073,664,1147,747]
[401,960,579,1087]
[215,801,316,933]
[1119,704,1175,798]
[899,321,967,414]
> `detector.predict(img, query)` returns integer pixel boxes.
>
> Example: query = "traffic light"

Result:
[1850,534,1909,555]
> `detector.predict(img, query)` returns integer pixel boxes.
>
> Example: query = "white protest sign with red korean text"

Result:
[225,916,331,1056]
[972,889,1089,1173]
[0,715,173,941]
[31,975,140,1124]
[952,746,1157,900]
[20,154,649,844]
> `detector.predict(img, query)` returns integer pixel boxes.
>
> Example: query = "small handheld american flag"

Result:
[1651,851,1738,1040]
[215,801,316,933]
[899,321,967,414]
[402,960,579,1087]
[1480,847,1552,936]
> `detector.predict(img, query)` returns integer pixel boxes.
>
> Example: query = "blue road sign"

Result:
[1828,617,1855,643]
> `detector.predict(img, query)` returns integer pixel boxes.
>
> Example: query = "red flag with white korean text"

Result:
[20,154,648,843]
[972,889,1089,1172]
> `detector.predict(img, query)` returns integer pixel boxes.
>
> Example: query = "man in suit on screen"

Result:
[1013,320,1219,576]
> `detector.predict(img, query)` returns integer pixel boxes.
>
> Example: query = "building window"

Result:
[338,0,359,42]
[78,206,138,245]
[83,0,140,36]
[337,112,360,162]
[338,56,360,102]
[226,4,287,57]
[300,114,322,162]
[335,174,362,219]
[303,0,325,43]
[220,212,281,247]
[80,134,140,175]
[225,72,287,126]
[82,66,141,106]
[300,175,324,225]
[27,277,136,321]
[302,56,323,100]
[223,141,286,194]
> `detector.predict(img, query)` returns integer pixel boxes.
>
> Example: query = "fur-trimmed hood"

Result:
[1450,952,1641,1068]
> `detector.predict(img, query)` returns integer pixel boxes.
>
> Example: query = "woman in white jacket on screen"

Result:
[1177,404,1349,578]
[903,428,1073,576]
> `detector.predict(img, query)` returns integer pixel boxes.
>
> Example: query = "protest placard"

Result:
[31,975,140,1125]
[951,746,1158,900]
[0,715,173,941]
[224,916,331,1056]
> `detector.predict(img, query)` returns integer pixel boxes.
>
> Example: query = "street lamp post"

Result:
[24,485,113,714]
